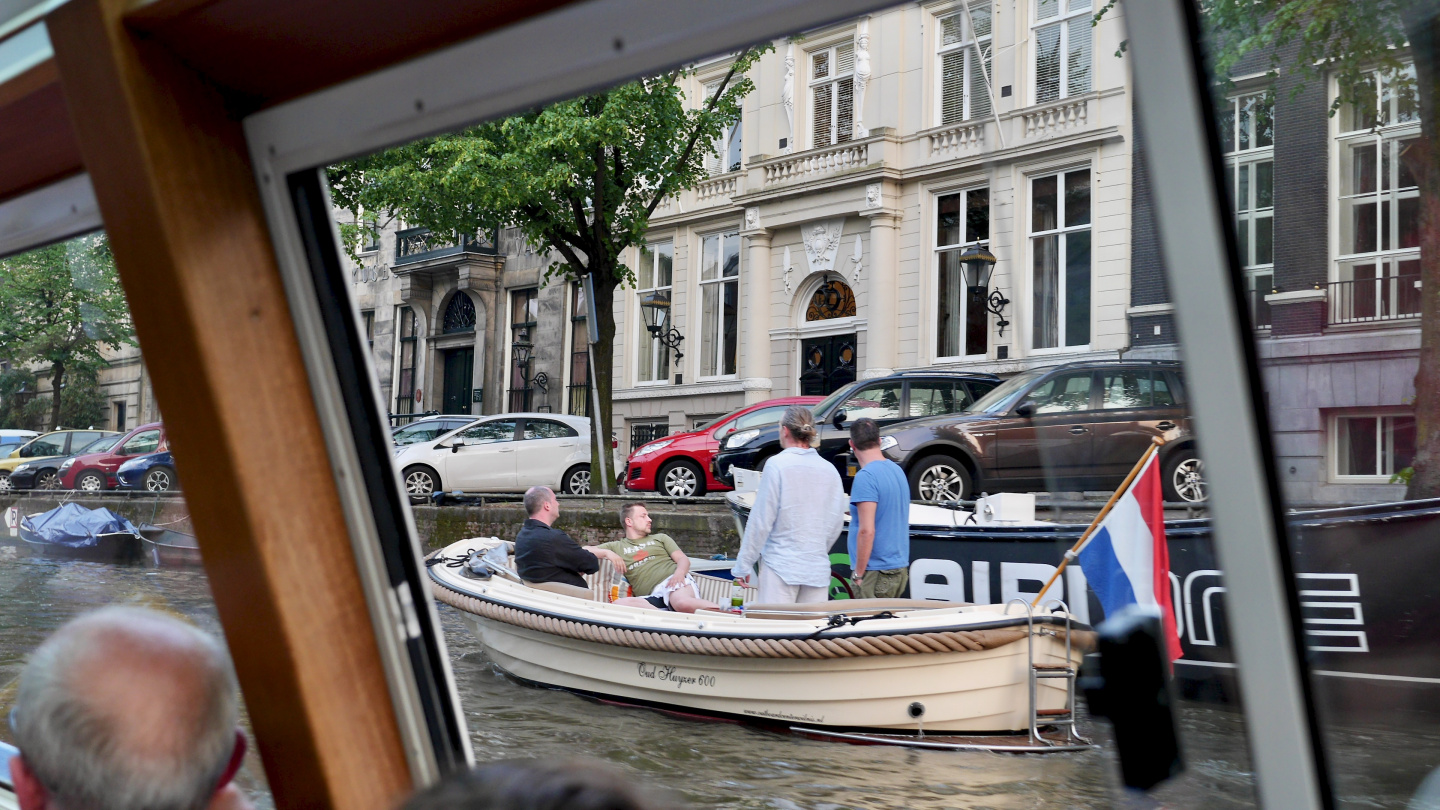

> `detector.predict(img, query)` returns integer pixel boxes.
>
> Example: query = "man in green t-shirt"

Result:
[598,503,721,613]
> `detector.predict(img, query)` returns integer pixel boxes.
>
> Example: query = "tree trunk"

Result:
[587,262,619,495]
[48,362,64,431]
[1405,11,1440,500]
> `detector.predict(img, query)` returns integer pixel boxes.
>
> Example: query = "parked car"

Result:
[392,415,477,447]
[0,429,38,459]
[396,413,620,497]
[9,433,122,490]
[116,450,180,492]
[58,422,168,491]
[711,371,1002,490]
[624,396,822,497]
[0,429,119,492]
[878,360,1204,503]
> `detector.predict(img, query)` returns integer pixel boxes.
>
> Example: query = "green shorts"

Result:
[857,567,909,600]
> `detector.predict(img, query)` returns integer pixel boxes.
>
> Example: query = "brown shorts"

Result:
[857,568,909,600]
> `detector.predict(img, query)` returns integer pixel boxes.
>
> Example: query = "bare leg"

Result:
[666,586,720,614]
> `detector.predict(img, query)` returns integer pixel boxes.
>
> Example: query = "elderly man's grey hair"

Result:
[13,606,240,810]
[523,485,556,517]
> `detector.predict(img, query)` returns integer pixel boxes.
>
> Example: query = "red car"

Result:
[624,396,821,497]
[59,422,168,491]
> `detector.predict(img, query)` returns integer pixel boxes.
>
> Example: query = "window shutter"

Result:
[1035,22,1061,102]
[836,43,854,75]
[836,77,854,142]
[1066,17,1092,96]
[813,83,833,147]
[969,46,992,120]
[941,50,966,125]
[812,50,829,79]
[970,3,992,38]
[1037,0,1060,20]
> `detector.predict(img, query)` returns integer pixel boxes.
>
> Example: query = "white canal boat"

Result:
[426,537,1093,751]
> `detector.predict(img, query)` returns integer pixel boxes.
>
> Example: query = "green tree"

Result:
[0,234,134,431]
[1103,1,1440,499]
[0,369,36,429]
[330,47,767,492]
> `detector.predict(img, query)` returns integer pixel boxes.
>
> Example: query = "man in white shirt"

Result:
[730,406,846,604]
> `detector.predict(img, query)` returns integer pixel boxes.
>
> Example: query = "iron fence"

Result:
[1329,275,1422,325]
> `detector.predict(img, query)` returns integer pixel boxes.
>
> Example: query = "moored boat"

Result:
[427,538,1093,748]
[17,503,144,563]
[139,523,203,566]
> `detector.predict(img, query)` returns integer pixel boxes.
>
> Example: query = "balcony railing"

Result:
[1022,96,1090,140]
[394,226,498,266]
[1329,275,1422,325]
[761,139,872,186]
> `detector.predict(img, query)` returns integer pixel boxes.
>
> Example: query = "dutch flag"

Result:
[1077,451,1183,661]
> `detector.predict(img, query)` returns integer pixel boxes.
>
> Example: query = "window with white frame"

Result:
[1333,412,1416,479]
[810,41,855,148]
[636,242,673,384]
[935,187,990,358]
[699,230,740,377]
[704,81,743,175]
[1033,0,1092,104]
[1334,65,1422,324]
[937,4,993,125]
[1221,91,1275,327]
[1030,168,1091,349]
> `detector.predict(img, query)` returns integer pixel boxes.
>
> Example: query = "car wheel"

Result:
[76,471,106,492]
[1164,450,1207,503]
[403,466,439,497]
[658,460,705,497]
[145,467,177,492]
[35,470,60,490]
[908,454,973,501]
[562,465,591,495]
[0,472,10,492]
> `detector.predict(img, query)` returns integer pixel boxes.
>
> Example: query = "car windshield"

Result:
[75,435,120,454]
[967,370,1047,414]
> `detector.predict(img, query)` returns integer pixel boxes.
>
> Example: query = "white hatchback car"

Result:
[395,412,617,496]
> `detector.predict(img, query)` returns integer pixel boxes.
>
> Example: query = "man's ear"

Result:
[12,755,50,810]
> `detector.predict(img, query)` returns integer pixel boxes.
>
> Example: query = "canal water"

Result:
[1,553,1436,808]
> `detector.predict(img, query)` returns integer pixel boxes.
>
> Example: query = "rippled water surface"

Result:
[2,552,1438,808]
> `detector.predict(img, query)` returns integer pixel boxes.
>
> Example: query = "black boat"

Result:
[726,493,1440,714]
[18,502,145,563]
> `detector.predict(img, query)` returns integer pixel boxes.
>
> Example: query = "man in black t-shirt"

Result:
[514,487,651,610]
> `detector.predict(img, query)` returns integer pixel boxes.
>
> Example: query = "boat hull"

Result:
[461,612,1076,733]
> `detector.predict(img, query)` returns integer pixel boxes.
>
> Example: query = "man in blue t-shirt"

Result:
[847,418,911,599]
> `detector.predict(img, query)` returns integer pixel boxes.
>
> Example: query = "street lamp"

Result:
[958,242,1011,337]
[511,327,548,402]
[638,290,684,366]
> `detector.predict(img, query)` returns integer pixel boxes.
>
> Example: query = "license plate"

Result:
[847,465,857,478]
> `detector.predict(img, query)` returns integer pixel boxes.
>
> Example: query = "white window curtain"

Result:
[1030,168,1091,349]
[702,82,743,175]
[636,242,673,383]
[699,231,740,377]
[1033,0,1093,104]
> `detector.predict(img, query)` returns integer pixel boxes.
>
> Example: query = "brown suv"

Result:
[877,360,1204,503]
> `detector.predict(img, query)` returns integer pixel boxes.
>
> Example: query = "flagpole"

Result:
[1029,436,1166,609]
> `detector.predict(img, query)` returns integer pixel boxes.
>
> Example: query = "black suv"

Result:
[877,360,1203,502]
[711,371,1001,489]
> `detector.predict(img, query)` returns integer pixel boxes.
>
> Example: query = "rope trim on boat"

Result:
[429,579,1034,659]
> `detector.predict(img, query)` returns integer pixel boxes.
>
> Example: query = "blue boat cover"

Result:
[21,503,140,548]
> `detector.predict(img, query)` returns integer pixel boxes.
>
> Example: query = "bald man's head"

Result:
[13,607,239,810]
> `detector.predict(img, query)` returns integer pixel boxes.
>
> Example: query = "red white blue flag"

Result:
[1077,451,1183,661]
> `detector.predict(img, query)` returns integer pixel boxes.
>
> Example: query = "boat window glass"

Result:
[0,230,272,805]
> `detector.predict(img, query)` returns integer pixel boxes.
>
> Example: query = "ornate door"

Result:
[798,334,857,396]
[441,347,474,415]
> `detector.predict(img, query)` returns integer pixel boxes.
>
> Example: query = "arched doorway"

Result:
[439,292,478,415]
[798,278,858,396]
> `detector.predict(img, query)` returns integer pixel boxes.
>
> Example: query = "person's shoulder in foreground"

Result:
[8,605,253,810]
[403,757,673,810]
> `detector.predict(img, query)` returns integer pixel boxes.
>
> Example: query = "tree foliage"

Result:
[0,234,133,430]
[329,47,768,491]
